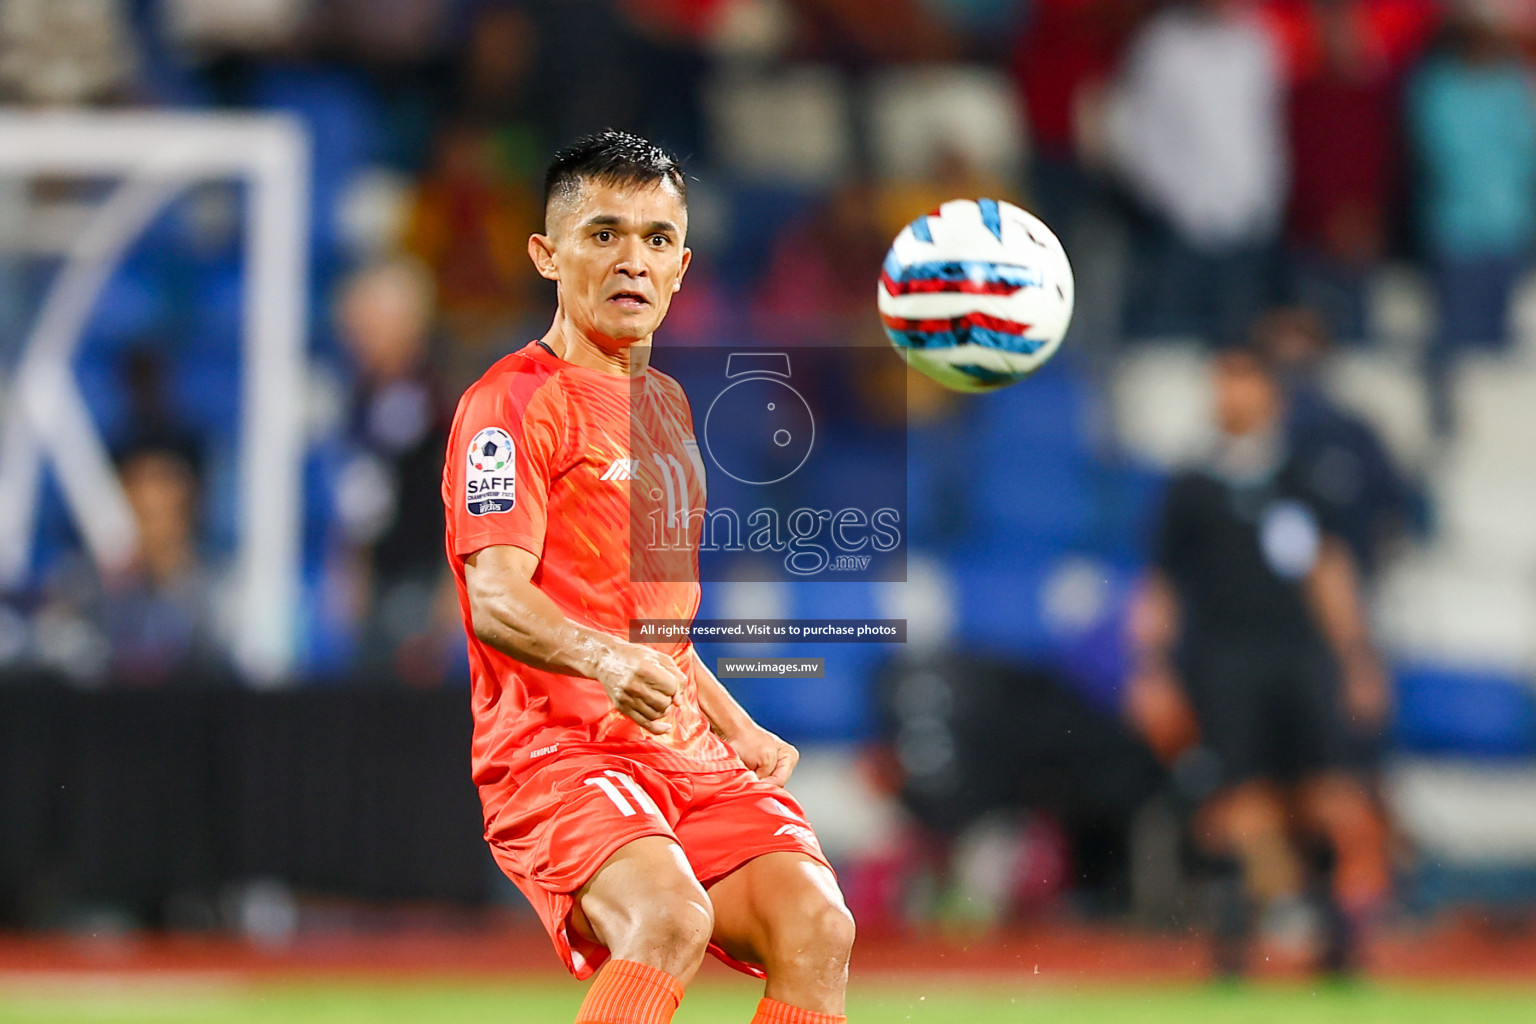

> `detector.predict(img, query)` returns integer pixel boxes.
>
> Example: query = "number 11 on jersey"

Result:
[584,770,663,819]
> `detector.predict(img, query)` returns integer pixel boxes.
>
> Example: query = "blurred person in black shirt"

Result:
[1252,307,1423,582]
[334,256,458,684]
[105,447,230,685]
[36,445,230,687]
[1123,348,1390,976]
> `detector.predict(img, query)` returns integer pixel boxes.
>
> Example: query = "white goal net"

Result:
[0,111,309,683]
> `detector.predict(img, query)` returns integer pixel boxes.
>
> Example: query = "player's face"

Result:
[534,178,691,346]
[1213,356,1281,438]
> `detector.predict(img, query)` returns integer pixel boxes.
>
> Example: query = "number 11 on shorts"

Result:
[584,770,662,819]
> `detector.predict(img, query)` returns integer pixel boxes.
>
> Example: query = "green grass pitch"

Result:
[3,977,1535,1024]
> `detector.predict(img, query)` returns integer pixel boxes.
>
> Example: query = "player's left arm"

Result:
[690,648,799,786]
[1306,537,1391,729]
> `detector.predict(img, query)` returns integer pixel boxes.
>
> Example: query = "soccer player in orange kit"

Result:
[442,131,854,1024]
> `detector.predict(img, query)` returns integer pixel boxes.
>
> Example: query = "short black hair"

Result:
[542,130,686,216]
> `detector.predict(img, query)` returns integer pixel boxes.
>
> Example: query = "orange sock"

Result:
[574,959,684,1024]
[750,996,847,1024]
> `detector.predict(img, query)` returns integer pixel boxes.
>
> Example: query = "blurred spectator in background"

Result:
[1107,0,1287,344]
[114,347,202,465]
[1271,0,1437,340]
[102,445,229,685]
[445,3,544,162]
[323,0,461,167]
[1252,306,1422,580]
[24,340,218,687]
[752,176,894,345]
[332,257,457,685]
[792,0,961,63]
[0,0,140,106]
[406,121,543,378]
[398,0,547,375]
[1407,5,1536,405]
[1124,348,1390,976]
[1012,0,1152,227]
[36,444,229,687]
[531,0,710,154]
[325,0,458,69]
[1013,0,1153,353]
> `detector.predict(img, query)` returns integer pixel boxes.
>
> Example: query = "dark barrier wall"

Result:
[0,680,489,927]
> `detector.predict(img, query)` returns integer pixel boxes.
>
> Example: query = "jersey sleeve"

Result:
[444,374,565,560]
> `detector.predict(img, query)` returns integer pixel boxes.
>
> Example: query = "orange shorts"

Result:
[485,752,830,979]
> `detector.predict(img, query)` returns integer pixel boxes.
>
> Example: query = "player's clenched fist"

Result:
[595,641,686,735]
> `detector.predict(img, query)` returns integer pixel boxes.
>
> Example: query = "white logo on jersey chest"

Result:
[600,458,641,481]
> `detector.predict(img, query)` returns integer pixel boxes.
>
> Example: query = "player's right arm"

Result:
[1123,569,1198,765]
[1123,478,1199,764]
[463,544,685,735]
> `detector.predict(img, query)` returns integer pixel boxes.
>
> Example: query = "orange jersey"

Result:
[442,341,740,823]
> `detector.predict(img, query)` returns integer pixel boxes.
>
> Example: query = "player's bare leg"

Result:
[1297,772,1391,972]
[708,852,855,1021]
[1296,773,1390,910]
[1196,781,1304,975]
[574,836,714,980]
[570,836,714,1023]
[1200,781,1305,905]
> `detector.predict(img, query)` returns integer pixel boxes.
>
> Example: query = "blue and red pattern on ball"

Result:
[948,363,1021,386]
[976,197,1004,241]
[881,310,1046,355]
[880,253,1043,297]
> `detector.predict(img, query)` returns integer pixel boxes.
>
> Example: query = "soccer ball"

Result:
[878,198,1074,392]
[469,427,512,472]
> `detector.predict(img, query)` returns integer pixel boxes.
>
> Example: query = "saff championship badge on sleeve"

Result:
[466,426,516,515]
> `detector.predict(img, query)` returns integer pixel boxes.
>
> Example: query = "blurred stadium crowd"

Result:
[2,0,1536,935]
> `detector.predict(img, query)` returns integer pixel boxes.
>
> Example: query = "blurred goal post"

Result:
[0,112,310,684]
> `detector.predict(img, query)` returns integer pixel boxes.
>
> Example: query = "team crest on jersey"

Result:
[466,427,516,515]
